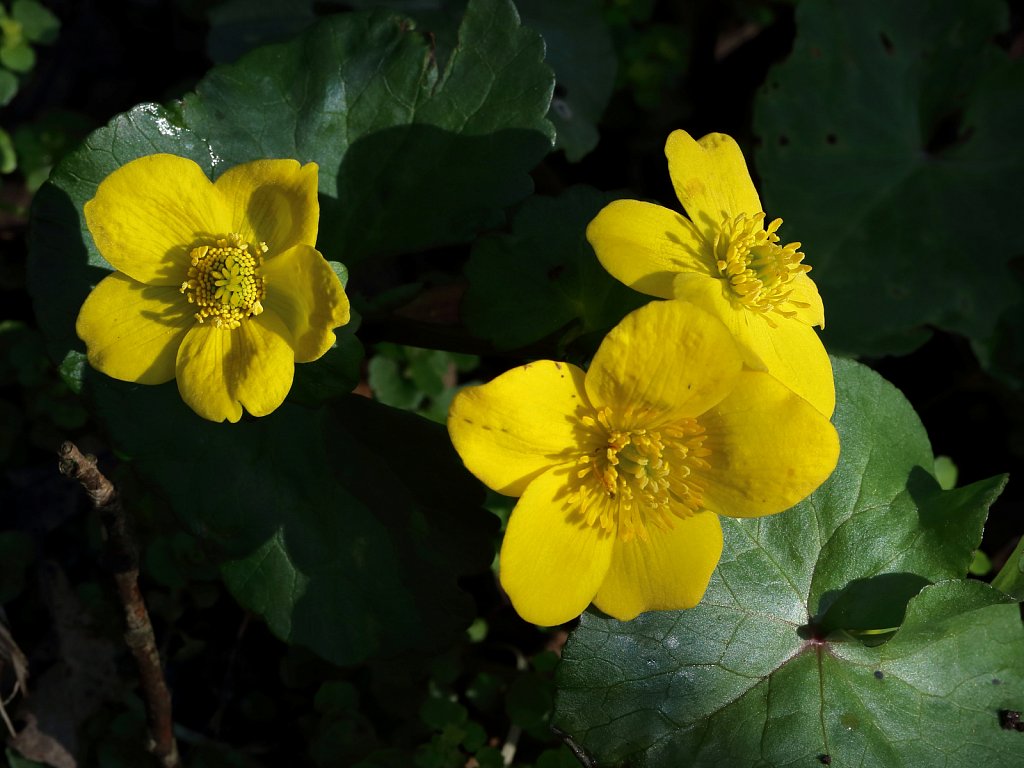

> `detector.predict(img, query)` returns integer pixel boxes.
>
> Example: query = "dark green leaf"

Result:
[754,0,1024,356]
[554,359,1014,766]
[91,375,496,666]
[516,0,616,161]
[463,186,646,350]
[183,0,554,266]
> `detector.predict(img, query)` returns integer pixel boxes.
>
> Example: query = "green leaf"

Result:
[462,186,646,351]
[553,358,1014,766]
[11,0,59,44]
[0,40,34,73]
[515,0,615,161]
[182,0,554,267]
[754,0,1024,356]
[0,126,15,173]
[91,376,497,666]
[0,68,17,106]
[991,535,1024,600]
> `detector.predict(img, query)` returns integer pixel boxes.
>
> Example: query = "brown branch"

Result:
[58,442,180,768]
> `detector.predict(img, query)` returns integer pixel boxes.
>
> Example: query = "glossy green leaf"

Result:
[462,186,646,351]
[754,0,1024,356]
[553,358,1014,766]
[91,375,497,666]
[182,0,554,266]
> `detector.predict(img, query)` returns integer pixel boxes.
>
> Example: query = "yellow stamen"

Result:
[712,212,810,325]
[180,233,268,329]
[573,406,709,543]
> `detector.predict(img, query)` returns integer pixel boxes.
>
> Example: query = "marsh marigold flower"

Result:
[76,154,350,422]
[588,130,833,415]
[448,301,839,625]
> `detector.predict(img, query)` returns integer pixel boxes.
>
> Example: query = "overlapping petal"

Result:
[586,300,743,423]
[593,511,723,621]
[214,159,320,254]
[698,371,840,518]
[673,272,835,416]
[499,466,616,626]
[586,199,712,300]
[84,154,232,286]
[175,312,296,423]
[665,130,762,238]
[75,272,194,384]
[448,361,591,496]
[262,244,350,363]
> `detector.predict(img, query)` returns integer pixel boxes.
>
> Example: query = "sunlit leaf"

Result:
[553,358,1015,766]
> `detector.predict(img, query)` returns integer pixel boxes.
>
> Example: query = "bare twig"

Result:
[58,442,180,768]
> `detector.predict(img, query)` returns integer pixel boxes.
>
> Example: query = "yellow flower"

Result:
[587,130,834,416]
[448,300,839,625]
[76,153,350,423]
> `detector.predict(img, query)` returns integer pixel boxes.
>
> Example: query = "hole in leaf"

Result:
[880,32,895,54]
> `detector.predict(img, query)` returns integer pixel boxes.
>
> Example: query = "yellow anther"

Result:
[179,233,268,329]
[573,406,709,543]
[713,212,808,321]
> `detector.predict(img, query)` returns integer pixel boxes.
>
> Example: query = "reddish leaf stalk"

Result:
[58,442,180,768]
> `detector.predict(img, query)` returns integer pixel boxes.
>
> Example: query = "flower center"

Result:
[713,212,811,324]
[180,233,267,329]
[573,407,710,542]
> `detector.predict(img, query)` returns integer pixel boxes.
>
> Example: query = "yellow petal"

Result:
[698,371,840,518]
[665,131,762,238]
[76,272,193,384]
[587,199,712,299]
[787,272,826,329]
[448,361,591,497]
[672,272,834,416]
[499,465,615,626]
[586,300,743,423]
[84,154,232,286]
[214,159,319,254]
[262,245,350,362]
[175,313,296,423]
[593,510,723,620]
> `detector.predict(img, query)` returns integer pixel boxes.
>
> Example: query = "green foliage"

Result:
[368,342,478,422]
[9,1,1024,766]
[183,0,554,267]
[463,185,645,352]
[755,0,1024,357]
[554,358,1019,766]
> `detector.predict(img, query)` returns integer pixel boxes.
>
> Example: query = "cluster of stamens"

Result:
[571,406,710,543]
[713,212,811,325]
[180,233,268,329]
